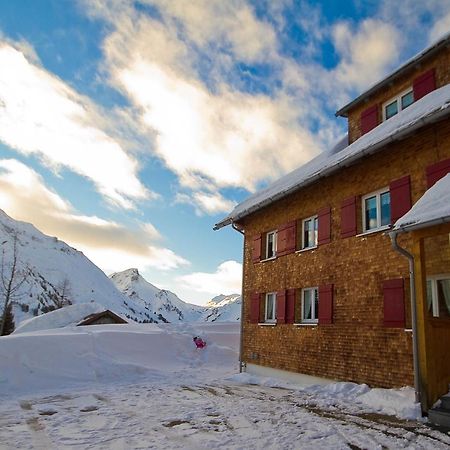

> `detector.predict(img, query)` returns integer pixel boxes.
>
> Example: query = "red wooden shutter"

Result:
[277,227,286,255]
[252,234,262,263]
[250,292,261,323]
[413,68,436,101]
[277,221,297,256]
[426,158,450,188]
[383,279,405,328]
[276,290,286,324]
[318,284,333,325]
[361,105,379,135]
[390,175,412,223]
[318,207,331,245]
[341,196,357,238]
[286,289,296,324]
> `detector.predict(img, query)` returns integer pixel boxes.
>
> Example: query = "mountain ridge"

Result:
[0,209,241,327]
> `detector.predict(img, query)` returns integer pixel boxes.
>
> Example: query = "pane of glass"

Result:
[385,100,398,119]
[303,219,311,248]
[426,280,433,311]
[437,279,450,316]
[313,289,319,320]
[380,192,391,226]
[401,91,414,110]
[313,217,318,246]
[267,233,274,258]
[365,196,377,230]
[303,290,312,320]
[308,223,314,248]
[266,294,274,320]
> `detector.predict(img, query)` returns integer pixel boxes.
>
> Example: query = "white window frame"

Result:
[264,292,277,323]
[361,187,391,233]
[382,87,414,121]
[427,274,450,318]
[302,215,318,250]
[264,230,277,260]
[301,287,318,324]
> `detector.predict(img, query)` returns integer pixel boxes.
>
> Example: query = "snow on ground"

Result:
[0,322,238,396]
[1,323,449,449]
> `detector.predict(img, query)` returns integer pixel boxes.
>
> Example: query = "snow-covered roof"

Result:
[14,302,112,334]
[393,174,450,232]
[335,31,450,117]
[215,85,450,230]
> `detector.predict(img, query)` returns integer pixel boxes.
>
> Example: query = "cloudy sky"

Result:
[0,1,449,305]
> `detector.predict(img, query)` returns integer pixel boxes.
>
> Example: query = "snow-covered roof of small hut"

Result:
[214,84,450,230]
[14,302,115,334]
[393,174,450,232]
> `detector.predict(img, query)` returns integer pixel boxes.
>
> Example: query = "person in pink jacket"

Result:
[193,336,206,349]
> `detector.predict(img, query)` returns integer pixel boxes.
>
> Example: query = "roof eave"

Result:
[213,217,233,231]
[392,215,450,234]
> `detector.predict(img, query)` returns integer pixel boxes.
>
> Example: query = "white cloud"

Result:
[429,11,450,42]
[176,191,237,216]
[114,53,318,194]
[82,0,323,214]
[332,19,401,91]
[153,0,278,63]
[0,158,188,273]
[193,192,237,215]
[82,246,187,273]
[140,222,162,241]
[178,260,242,296]
[0,42,153,209]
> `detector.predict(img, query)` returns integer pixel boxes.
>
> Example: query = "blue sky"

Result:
[0,1,449,305]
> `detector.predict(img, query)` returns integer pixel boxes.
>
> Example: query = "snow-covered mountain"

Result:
[110,268,204,323]
[0,209,241,328]
[200,294,241,322]
[0,210,172,325]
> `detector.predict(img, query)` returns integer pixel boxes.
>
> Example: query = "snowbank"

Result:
[230,374,421,421]
[0,322,240,396]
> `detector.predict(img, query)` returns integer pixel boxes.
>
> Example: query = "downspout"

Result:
[232,222,246,373]
[390,231,421,406]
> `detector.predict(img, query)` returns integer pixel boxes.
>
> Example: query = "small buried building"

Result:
[215,32,450,415]
[77,310,128,326]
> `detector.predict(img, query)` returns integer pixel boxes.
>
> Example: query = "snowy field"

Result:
[1,323,449,449]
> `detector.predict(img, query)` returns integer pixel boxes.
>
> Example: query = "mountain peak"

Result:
[110,269,204,323]
[110,268,142,284]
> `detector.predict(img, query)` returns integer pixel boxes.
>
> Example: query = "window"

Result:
[264,293,276,322]
[265,230,277,259]
[426,276,450,318]
[301,287,318,324]
[302,216,318,249]
[362,188,390,232]
[383,88,414,121]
